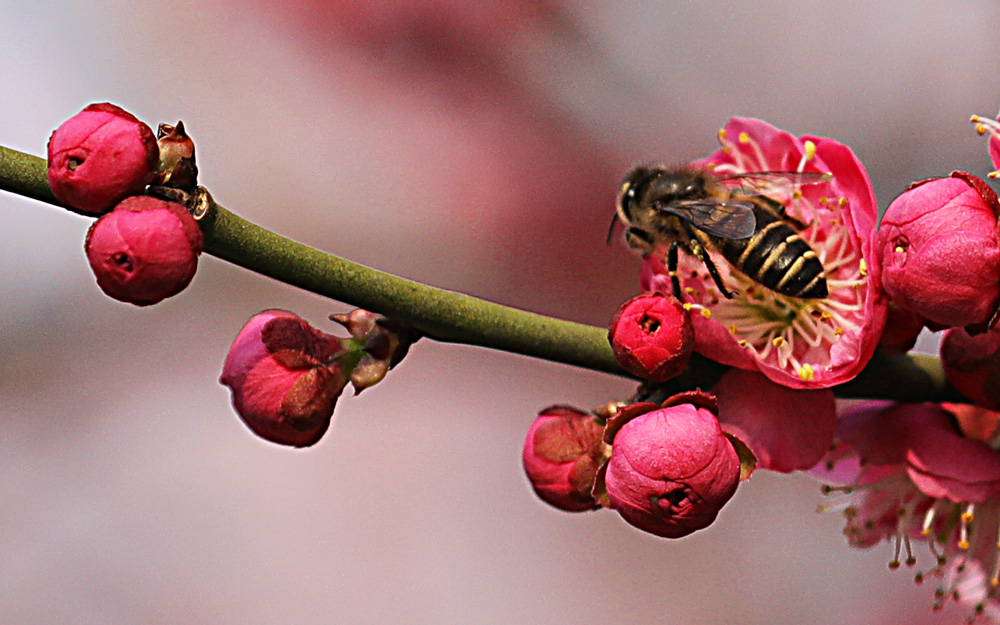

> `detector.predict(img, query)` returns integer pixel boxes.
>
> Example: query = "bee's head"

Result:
[617,166,659,220]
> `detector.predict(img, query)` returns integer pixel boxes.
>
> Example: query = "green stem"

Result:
[0,144,963,402]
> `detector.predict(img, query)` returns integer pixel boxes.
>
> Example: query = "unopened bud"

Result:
[85,195,203,306]
[608,292,694,381]
[522,406,605,512]
[47,103,159,215]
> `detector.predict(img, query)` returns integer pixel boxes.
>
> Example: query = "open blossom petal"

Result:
[641,117,886,389]
[818,401,1000,619]
[713,368,835,473]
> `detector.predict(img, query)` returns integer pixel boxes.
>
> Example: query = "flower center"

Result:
[681,131,866,381]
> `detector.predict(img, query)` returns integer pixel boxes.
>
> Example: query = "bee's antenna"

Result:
[605,213,619,245]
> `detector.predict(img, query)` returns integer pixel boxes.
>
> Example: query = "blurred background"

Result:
[2,1,999,623]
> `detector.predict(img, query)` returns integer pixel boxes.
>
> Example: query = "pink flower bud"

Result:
[220,311,349,447]
[877,172,1000,330]
[85,195,203,306]
[608,293,693,381]
[47,103,159,215]
[940,326,1000,410]
[600,394,740,538]
[521,406,604,512]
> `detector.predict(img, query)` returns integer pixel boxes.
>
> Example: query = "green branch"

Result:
[0,144,962,402]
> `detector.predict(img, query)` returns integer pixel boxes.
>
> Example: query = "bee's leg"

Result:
[687,239,736,299]
[666,240,683,300]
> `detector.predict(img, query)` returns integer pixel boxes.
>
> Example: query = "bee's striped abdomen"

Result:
[718,206,828,299]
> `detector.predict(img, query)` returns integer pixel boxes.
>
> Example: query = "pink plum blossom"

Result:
[712,368,835,473]
[85,195,203,306]
[521,405,604,512]
[816,401,1000,618]
[641,117,886,389]
[877,172,1000,331]
[47,103,159,215]
[220,310,352,447]
[598,393,740,538]
[607,292,693,382]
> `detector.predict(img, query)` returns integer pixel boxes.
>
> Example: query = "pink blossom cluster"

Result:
[523,391,747,538]
[798,114,1000,621]
[815,402,1000,619]
[47,103,204,306]
[527,119,857,538]
[523,369,838,538]
[46,103,422,447]
[526,114,1000,624]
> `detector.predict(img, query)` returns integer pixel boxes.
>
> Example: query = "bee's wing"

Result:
[662,199,757,239]
[716,170,832,195]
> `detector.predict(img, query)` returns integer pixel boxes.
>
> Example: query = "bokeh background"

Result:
[2,2,999,623]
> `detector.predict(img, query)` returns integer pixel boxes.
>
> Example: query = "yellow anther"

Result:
[972,114,982,122]
[718,128,727,143]
[977,123,988,136]
[838,197,847,207]
[990,171,1000,179]
[962,511,975,523]
[835,327,844,336]
[894,245,905,254]
[803,140,817,161]
[700,308,712,319]
[738,339,748,347]
[738,131,750,144]
[798,364,815,381]
[821,311,833,319]
[684,287,695,294]
[772,337,785,347]
[820,172,834,182]
[728,325,738,335]
[682,303,693,311]
[959,540,971,550]
[859,259,868,277]
[792,189,802,199]
[818,197,828,205]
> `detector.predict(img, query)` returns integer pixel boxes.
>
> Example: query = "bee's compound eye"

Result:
[619,181,637,210]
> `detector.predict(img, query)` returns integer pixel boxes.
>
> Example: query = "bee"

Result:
[613,165,830,301]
